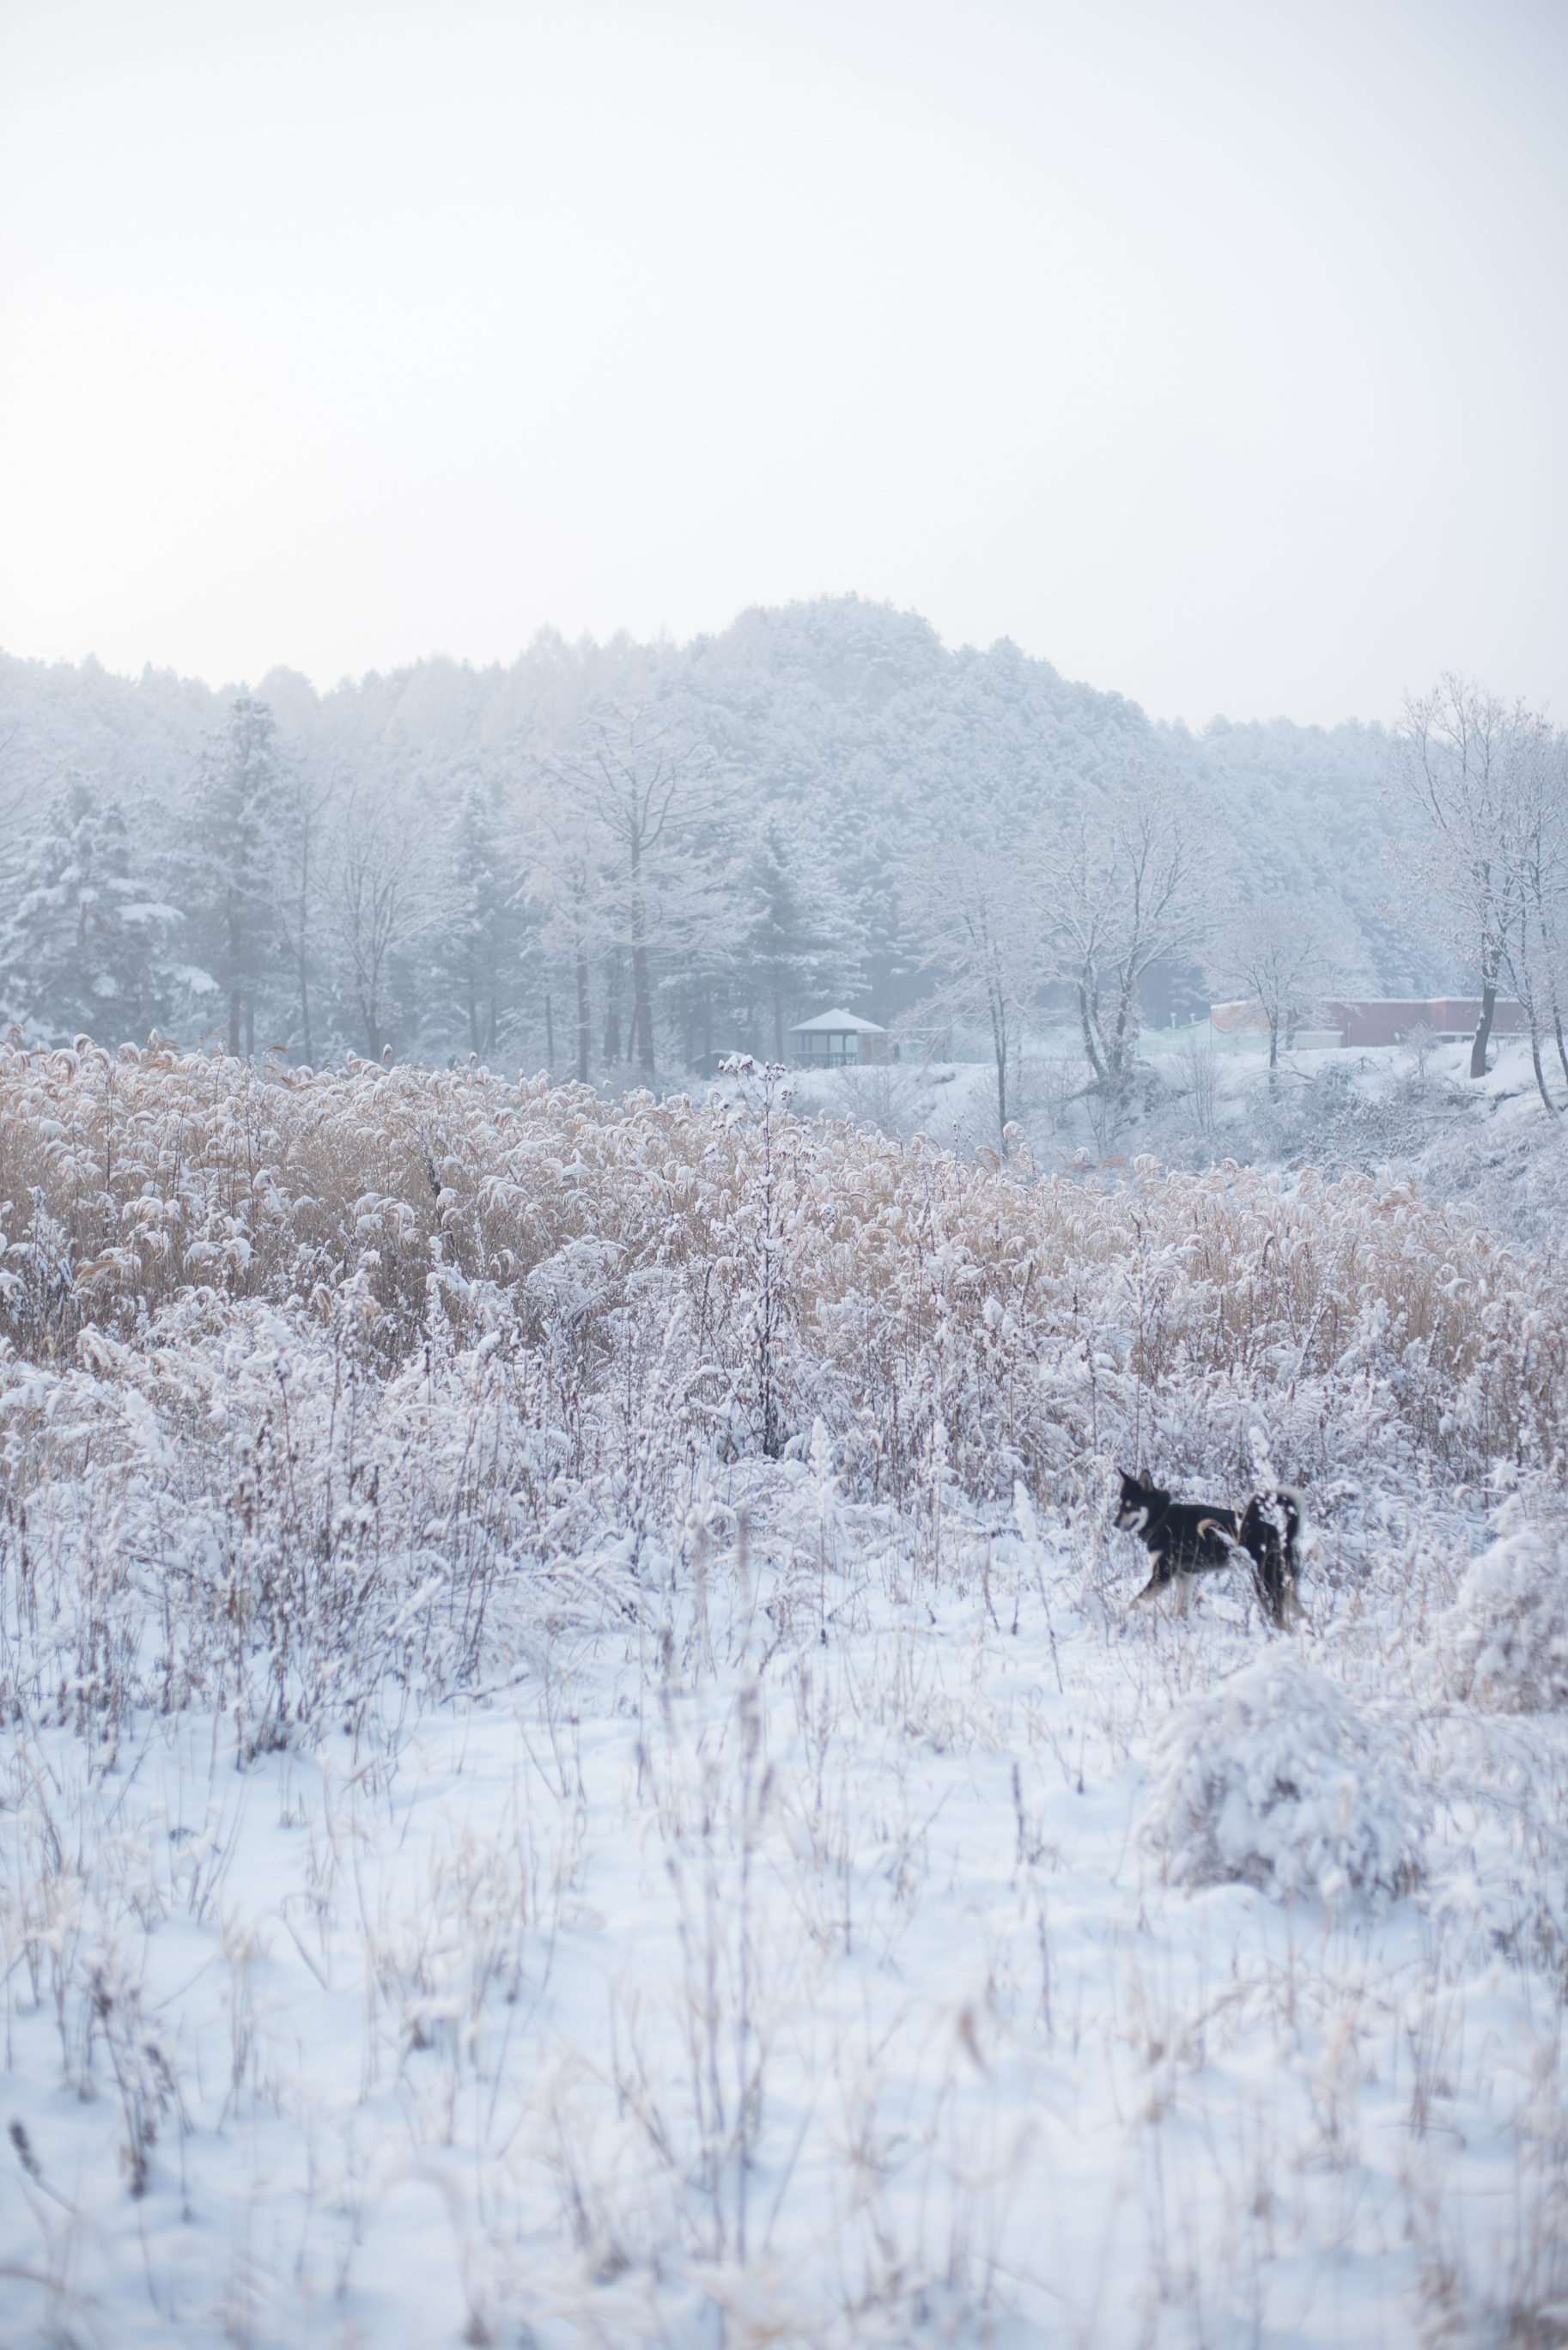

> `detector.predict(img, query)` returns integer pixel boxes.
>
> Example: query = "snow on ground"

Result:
[6,1485,1568,2347]
[800,1032,1568,1256]
[3,1041,1568,2345]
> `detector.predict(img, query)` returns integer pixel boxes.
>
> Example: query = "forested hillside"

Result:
[0,598,1431,1082]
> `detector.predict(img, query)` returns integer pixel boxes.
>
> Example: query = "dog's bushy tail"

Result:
[1238,1487,1305,1629]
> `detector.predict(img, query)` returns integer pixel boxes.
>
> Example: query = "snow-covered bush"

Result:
[3,1034,1568,2346]
[2,1041,1561,1509]
[1140,1655,1425,1903]
[1430,1518,1568,1713]
[2,1039,1566,1740]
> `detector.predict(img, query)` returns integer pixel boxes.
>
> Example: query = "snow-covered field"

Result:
[801,1032,1568,1254]
[3,1040,1567,2347]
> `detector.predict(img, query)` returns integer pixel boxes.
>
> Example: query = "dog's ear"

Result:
[1138,1461,1151,1488]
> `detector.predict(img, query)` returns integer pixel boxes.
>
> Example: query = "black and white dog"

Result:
[1114,1470,1303,1627]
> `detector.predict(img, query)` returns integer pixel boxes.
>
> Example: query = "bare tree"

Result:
[1386,677,1554,1080]
[546,703,714,1077]
[1041,775,1200,1119]
[330,788,417,1062]
[1531,736,1568,1091]
[277,760,337,1068]
[0,703,25,834]
[904,831,1033,1142]
[1494,723,1568,1115]
[1206,893,1351,1091]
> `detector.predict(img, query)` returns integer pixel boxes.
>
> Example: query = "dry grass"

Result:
[3,1042,1561,1514]
[3,1046,1568,2345]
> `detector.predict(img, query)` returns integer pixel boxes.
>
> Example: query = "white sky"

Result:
[2,0,1565,728]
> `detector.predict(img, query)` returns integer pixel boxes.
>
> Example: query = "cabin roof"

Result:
[787,1008,887,1036]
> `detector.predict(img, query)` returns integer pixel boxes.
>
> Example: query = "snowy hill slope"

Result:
[0,597,1437,1072]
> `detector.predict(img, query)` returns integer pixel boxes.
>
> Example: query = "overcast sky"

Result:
[2,0,1565,728]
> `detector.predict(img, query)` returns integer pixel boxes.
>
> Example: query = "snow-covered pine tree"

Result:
[432,774,532,1061]
[181,698,286,1056]
[736,813,864,1063]
[0,772,182,1047]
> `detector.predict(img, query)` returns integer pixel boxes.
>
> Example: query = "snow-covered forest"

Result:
[0,596,1443,1090]
[4,605,1568,2345]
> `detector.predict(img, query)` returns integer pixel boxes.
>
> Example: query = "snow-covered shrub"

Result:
[1430,1519,1568,1713]
[2,1040,1563,1505]
[1,1039,1565,1737]
[1140,1655,1425,1903]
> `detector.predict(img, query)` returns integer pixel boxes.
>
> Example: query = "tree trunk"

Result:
[295,815,313,1068]
[297,941,312,1068]
[575,953,591,1083]
[544,991,555,1072]
[988,977,1009,1139]
[1077,980,1107,1085]
[1109,969,1140,1102]
[632,938,655,1072]
[1528,1018,1559,1116]
[1470,972,1498,1078]
[228,886,244,1054]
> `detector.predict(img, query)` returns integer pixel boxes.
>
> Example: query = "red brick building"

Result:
[1209,998,1528,1049]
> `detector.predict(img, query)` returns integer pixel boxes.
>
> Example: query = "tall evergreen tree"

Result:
[184,698,283,1056]
[0,772,181,1046]
[433,776,529,1057]
[737,813,861,1059]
